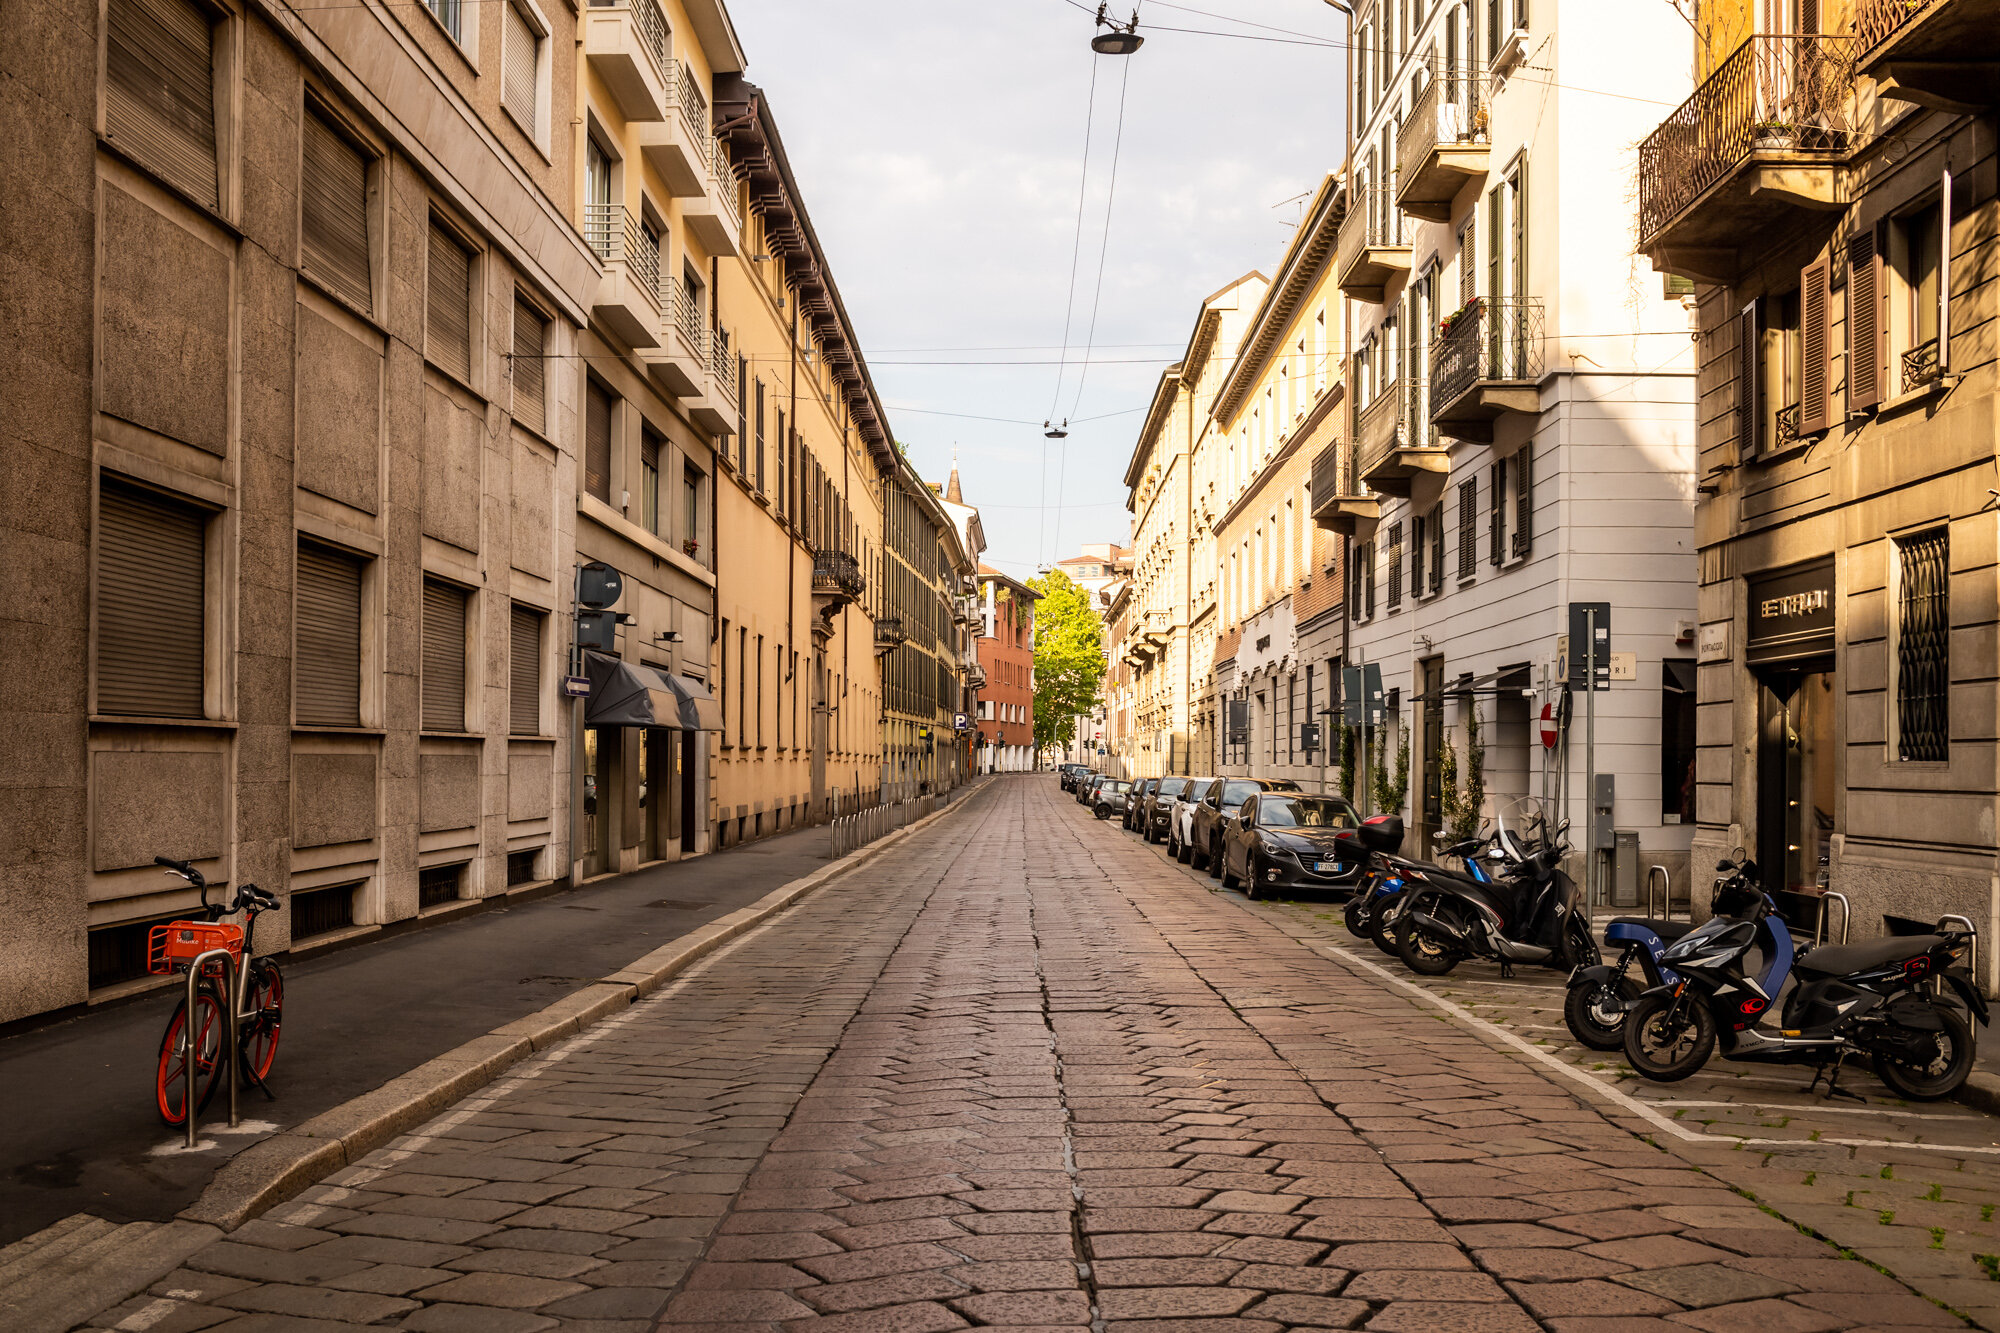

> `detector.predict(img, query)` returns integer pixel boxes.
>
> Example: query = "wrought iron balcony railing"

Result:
[1396,59,1491,220]
[1636,34,1856,249]
[813,549,865,600]
[1335,184,1412,298]
[584,203,661,297]
[1857,0,1944,49]
[1431,296,1544,410]
[1357,379,1428,474]
[1775,401,1802,450]
[874,616,907,651]
[1903,337,1941,390]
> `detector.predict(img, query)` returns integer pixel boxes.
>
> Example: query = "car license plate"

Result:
[1315,860,1341,873]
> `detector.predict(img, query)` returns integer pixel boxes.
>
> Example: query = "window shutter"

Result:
[97,481,205,717]
[511,297,546,433]
[1410,515,1424,599]
[427,220,473,382]
[1848,228,1882,412]
[509,603,541,735]
[421,580,468,732]
[1799,258,1830,435]
[503,3,538,131]
[1488,460,1505,567]
[1513,446,1533,557]
[105,0,218,210]
[754,379,766,492]
[1736,300,1760,456]
[1387,522,1403,607]
[1429,504,1444,593]
[296,542,363,727]
[584,382,612,502]
[301,110,371,309]
[1458,480,1477,579]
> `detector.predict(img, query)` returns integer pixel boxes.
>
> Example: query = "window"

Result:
[297,541,364,727]
[1428,504,1444,596]
[776,411,788,517]
[509,603,542,736]
[97,480,205,718]
[421,579,468,732]
[684,462,702,558]
[427,218,473,382]
[291,883,356,938]
[1489,459,1506,566]
[1457,480,1477,580]
[584,380,612,503]
[1513,446,1533,558]
[1662,660,1695,824]
[105,0,219,210]
[502,1,540,133]
[419,863,463,909]
[754,378,767,493]
[427,0,463,43]
[737,625,748,744]
[1893,528,1948,763]
[1386,522,1404,609]
[302,107,371,309]
[1410,513,1425,600]
[1895,201,1945,392]
[640,431,660,535]
[512,296,547,433]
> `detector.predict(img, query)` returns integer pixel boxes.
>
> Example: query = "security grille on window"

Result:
[296,541,363,727]
[301,108,371,309]
[1457,480,1477,580]
[509,603,542,736]
[502,2,539,131]
[105,0,219,209]
[427,219,473,382]
[97,480,206,718]
[584,381,612,502]
[421,579,468,732]
[1895,528,1949,763]
[512,297,547,434]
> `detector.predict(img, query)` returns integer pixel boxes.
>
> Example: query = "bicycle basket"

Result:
[147,920,244,975]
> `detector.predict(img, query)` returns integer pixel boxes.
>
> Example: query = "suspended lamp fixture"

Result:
[1044,420,1069,439]
[1090,4,1143,54]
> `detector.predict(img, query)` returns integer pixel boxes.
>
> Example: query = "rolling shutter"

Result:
[97,481,205,717]
[512,297,546,433]
[584,381,612,502]
[421,580,467,732]
[509,604,541,735]
[301,110,371,309]
[1736,301,1760,456]
[503,3,538,132]
[427,221,473,382]
[105,0,218,210]
[1848,228,1883,412]
[296,542,363,727]
[1799,257,1830,435]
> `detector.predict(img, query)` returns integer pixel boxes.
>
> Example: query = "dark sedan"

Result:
[1123,778,1159,831]
[1142,777,1190,844]
[1093,779,1135,820]
[1218,793,1362,898]
[1191,777,1303,873]
[1058,764,1090,792]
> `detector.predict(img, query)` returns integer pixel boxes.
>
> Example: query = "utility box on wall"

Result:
[1613,830,1640,908]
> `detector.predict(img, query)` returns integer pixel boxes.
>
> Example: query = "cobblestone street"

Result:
[79,776,1999,1331]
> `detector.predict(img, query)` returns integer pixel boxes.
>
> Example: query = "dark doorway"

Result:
[1756,662,1837,898]
[1420,656,1446,852]
[680,729,697,852]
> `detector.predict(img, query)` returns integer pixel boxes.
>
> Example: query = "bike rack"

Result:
[1646,865,1674,921]
[180,946,245,1150]
[1940,912,1978,983]
[1819,891,1851,946]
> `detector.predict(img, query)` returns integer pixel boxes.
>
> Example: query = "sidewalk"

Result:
[0,823,841,1247]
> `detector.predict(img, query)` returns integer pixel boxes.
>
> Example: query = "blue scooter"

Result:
[1342,818,1513,957]
[1563,857,1792,1050]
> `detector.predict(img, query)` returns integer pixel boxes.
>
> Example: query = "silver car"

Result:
[1167,777,1218,864]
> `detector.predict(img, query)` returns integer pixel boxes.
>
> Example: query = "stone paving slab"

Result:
[72,777,1987,1331]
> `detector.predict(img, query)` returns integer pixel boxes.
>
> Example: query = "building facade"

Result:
[1642,0,2000,971]
[975,570,1037,772]
[881,455,976,794]
[1,0,592,1022]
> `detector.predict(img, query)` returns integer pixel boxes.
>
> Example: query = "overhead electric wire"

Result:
[1040,44,1105,571]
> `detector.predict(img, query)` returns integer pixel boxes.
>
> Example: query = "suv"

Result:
[1142,776,1190,844]
[1077,773,1107,806]
[1058,763,1089,792]
[1192,777,1304,874]
[1093,779,1134,821]
[1124,778,1158,832]
[1168,778,1217,863]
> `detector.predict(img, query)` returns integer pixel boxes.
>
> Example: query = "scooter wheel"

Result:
[1371,890,1409,957]
[1564,977,1641,1051]
[1872,1004,1976,1101]
[1622,992,1717,1081]
[1396,908,1460,977]
[1342,894,1374,940]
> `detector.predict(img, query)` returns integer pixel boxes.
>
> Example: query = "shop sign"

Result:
[1746,558,1836,664]
[1697,622,1729,662]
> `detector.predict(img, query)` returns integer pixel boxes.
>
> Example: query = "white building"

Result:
[1329,0,1700,897]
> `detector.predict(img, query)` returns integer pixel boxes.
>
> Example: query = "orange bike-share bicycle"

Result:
[147,857,284,1128]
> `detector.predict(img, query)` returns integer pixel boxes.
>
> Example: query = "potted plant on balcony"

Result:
[683,537,700,559]
[1438,298,1481,341]
[1752,119,1796,150]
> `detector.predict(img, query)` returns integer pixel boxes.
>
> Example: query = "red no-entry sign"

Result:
[1540,702,1559,749]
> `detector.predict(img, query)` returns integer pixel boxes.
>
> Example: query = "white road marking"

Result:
[114,1298,181,1330]
[1644,1099,1980,1121]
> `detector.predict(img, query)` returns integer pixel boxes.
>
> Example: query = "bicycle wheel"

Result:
[243,961,283,1082]
[156,983,227,1127]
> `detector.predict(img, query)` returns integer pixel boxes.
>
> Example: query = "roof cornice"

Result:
[1214,176,1346,427]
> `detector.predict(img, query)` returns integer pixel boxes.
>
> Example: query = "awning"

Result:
[582,653,722,731]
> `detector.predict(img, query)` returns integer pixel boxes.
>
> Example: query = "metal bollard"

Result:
[1941,912,1976,980]
[182,946,237,1150]
[1820,892,1851,946]
[1646,865,1672,920]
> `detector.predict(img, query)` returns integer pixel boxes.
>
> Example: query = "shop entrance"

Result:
[1746,558,1838,901]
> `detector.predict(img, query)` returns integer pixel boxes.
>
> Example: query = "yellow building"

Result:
[881,456,977,795]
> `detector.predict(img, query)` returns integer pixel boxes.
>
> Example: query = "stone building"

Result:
[1,0,591,1021]
[1643,0,2000,968]
[974,569,1038,773]
[880,454,976,795]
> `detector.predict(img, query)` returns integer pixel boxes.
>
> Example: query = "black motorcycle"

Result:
[1624,863,1986,1100]
[1391,802,1599,978]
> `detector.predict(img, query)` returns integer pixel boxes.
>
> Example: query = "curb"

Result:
[177,781,990,1234]
[1955,1070,2000,1118]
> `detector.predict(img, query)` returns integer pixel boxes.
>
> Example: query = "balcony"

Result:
[584,204,661,349]
[1857,0,2000,110]
[814,550,866,601]
[1430,297,1543,443]
[1396,63,1490,222]
[683,141,742,258]
[689,327,739,437]
[1335,186,1412,303]
[582,0,671,122]
[639,279,705,396]
[1356,380,1446,498]
[1308,440,1378,536]
[1637,35,1857,283]
[966,662,987,689]
[874,616,907,656]
[636,63,714,197]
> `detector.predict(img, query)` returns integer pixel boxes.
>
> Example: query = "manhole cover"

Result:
[650,899,711,911]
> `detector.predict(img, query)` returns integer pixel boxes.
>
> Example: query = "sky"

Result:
[725,0,1348,581]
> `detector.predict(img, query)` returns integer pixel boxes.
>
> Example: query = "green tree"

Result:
[1027,569,1104,757]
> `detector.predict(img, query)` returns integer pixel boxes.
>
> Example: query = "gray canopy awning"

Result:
[583,653,722,731]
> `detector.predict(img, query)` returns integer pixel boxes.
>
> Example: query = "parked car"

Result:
[1093,780,1135,820]
[1078,773,1107,806]
[1142,777,1191,844]
[1193,778,1305,874]
[1167,778,1218,863]
[1217,792,1362,898]
[1124,778,1159,831]
[1058,763,1090,792]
